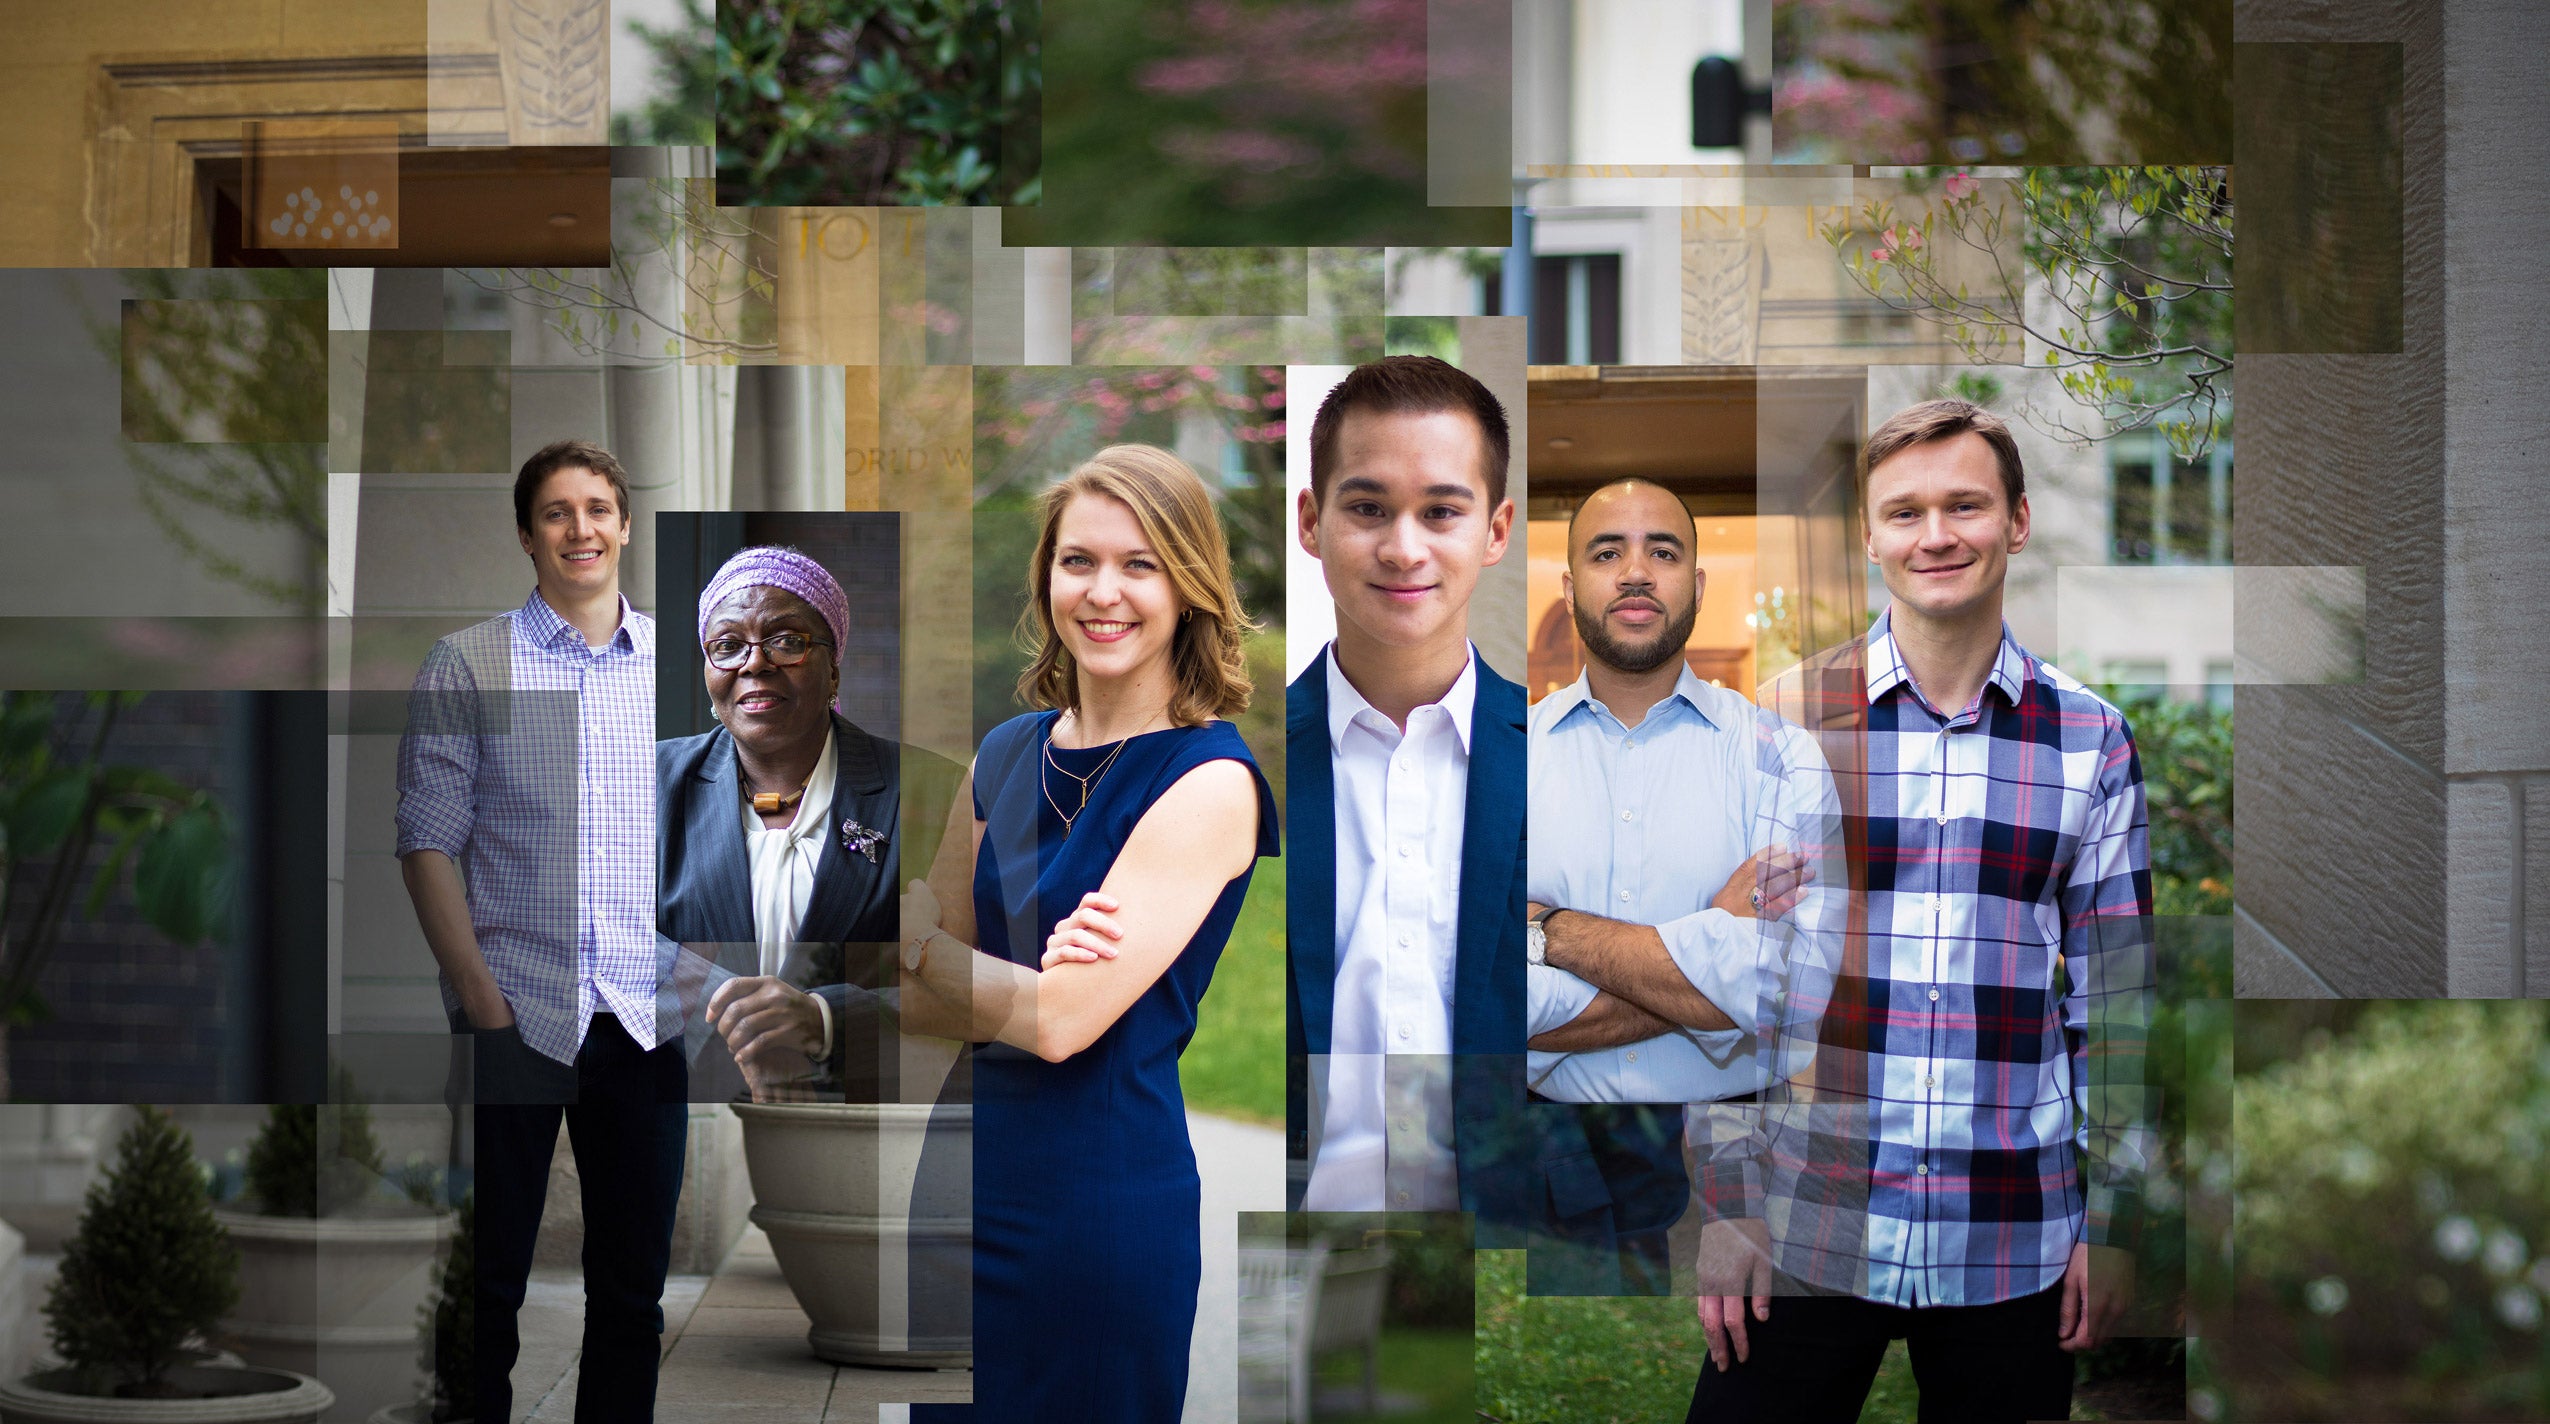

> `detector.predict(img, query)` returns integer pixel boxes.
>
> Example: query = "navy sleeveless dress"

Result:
[965,710,1278,1420]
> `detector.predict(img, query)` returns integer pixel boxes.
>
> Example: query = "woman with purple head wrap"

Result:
[662,546,886,1096]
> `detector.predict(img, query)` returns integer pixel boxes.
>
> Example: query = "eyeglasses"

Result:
[703,633,833,670]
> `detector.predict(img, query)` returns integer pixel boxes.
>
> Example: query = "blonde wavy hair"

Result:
[1015,443,1258,727]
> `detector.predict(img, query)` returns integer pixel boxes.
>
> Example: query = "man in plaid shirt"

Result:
[1685,400,2154,1423]
[396,440,683,1422]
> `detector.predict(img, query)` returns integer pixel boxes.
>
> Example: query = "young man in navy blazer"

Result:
[1286,355,1531,1228]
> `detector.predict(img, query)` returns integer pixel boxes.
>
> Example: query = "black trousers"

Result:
[461,1012,688,1424]
[1684,1282,2074,1424]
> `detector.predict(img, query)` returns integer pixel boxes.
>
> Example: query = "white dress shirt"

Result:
[740,724,838,1049]
[1301,645,1473,1212]
[1527,666,1835,1103]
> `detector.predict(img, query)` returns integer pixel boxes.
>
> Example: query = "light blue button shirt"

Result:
[1527,665,1834,1103]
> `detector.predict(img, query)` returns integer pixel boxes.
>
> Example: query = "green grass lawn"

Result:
[1179,854,1283,1125]
[1474,1250,2113,1423]
[1475,1249,1705,1423]
[1315,1326,1475,1424]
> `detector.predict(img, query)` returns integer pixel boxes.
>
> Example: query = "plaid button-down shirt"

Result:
[1715,610,2154,1308]
[395,589,661,1066]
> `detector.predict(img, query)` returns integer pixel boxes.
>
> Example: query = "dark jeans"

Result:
[458,1011,688,1424]
[1684,1281,2074,1424]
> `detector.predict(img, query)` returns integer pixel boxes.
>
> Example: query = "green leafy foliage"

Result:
[45,1105,240,1395]
[713,0,1040,206]
[422,1193,475,1422]
[0,693,234,1032]
[2227,1002,2550,1420]
[245,1092,388,1218]
[2097,684,2233,917]
[1380,1214,1473,1329]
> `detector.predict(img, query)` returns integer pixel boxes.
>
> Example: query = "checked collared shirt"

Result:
[1714,608,2154,1309]
[395,588,661,1066]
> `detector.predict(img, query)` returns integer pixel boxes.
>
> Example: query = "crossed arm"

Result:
[896,757,1260,1063]
[700,757,1254,1081]
[1532,901,1738,1036]
[1525,847,1810,1052]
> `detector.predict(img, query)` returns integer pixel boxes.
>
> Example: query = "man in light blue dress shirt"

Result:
[1524,477,1834,1293]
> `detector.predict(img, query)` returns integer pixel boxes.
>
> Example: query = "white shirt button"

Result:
[1923,1075,1935,1089]
[1916,1163,1930,1176]
[1621,810,1634,822]
[1395,1190,1410,1204]
[1619,890,1632,902]
[1936,815,1947,825]
[1398,844,1412,858]
[1396,1024,1410,1041]
[1928,988,1941,1001]
[1397,934,1411,948]
[1625,1050,1638,1063]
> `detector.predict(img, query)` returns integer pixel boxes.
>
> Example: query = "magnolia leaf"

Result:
[4,764,89,861]
[133,804,230,945]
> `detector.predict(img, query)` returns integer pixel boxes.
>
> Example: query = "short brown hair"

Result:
[1016,444,1259,727]
[1859,399,2025,510]
[1308,355,1510,507]
[513,440,631,533]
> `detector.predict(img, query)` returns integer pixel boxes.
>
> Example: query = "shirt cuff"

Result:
[1657,906,1764,1038]
[1527,963,1601,1038]
[809,987,836,1059]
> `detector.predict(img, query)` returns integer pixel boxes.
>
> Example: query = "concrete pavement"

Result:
[508,1110,1284,1424]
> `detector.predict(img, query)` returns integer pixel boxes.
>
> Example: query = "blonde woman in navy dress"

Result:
[897,443,1279,1421]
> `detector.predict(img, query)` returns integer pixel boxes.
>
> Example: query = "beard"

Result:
[1573,591,1698,677]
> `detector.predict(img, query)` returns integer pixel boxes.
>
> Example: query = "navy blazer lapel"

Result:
[799,713,894,942]
[1454,658,1528,1055]
[689,729,756,939]
[1286,650,1338,1057]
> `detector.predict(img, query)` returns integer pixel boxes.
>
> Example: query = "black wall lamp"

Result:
[1691,56,1773,150]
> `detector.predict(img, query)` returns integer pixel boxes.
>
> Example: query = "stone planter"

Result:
[731,1101,971,1368]
[208,1211,452,1424]
[0,1364,332,1423]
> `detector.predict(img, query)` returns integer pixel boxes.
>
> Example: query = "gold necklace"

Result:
[1040,721,1136,837]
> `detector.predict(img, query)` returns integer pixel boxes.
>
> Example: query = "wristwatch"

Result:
[1526,906,1564,966]
[901,929,935,975]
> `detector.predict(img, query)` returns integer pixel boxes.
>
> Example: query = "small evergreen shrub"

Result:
[421,1193,475,1423]
[45,1105,240,1396]
[244,1098,385,1218]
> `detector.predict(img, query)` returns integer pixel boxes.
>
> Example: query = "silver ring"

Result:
[1750,888,1764,912]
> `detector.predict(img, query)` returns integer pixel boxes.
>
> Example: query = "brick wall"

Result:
[7,693,234,1101]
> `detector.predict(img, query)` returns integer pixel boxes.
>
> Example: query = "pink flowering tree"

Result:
[1774,0,2229,167]
[1032,0,1503,245]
